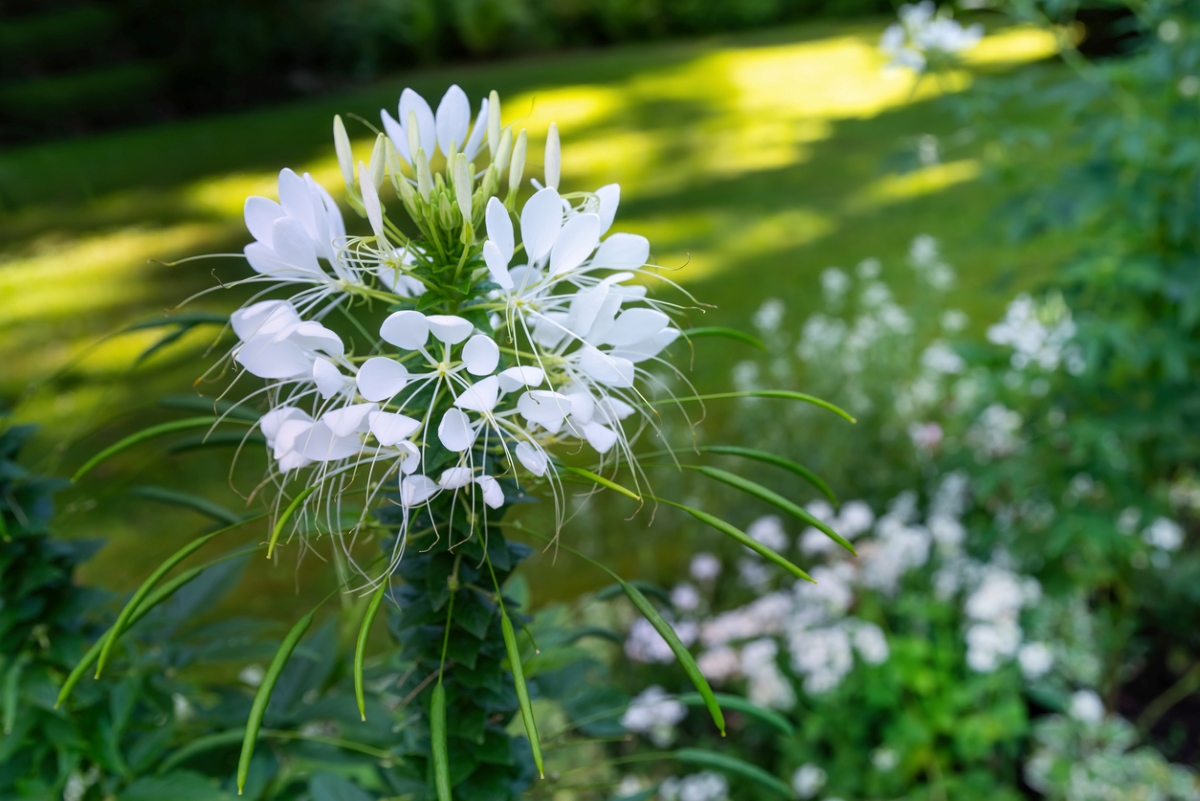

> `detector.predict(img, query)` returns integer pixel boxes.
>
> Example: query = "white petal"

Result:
[368,410,421,445]
[567,390,595,424]
[461,334,499,376]
[400,474,439,506]
[580,291,625,344]
[486,197,514,262]
[582,421,618,454]
[531,311,570,348]
[400,88,436,156]
[294,421,362,462]
[321,403,377,436]
[435,84,470,158]
[520,187,563,264]
[397,441,422,474]
[380,310,430,350]
[577,346,635,388]
[381,109,409,162]
[498,366,544,393]
[596,184,620,234]
[515,442,548,476]
[438,466,474,489]
[287,321,344,357]
[463,97,489,161]
[313,357,349,399]
[260,407,312,444]
[235,336,311,379]
[356,357,409,401]
[453,375,500,413]
[270,217,323,277]
[426,315,473,345]
[438,408,477,452]
[612,328,681,363]
[594,395,636,424]
[245,196,284,246]
[476,475,504,509]
[484,241,515,290]
[602,308,670,347]
[277,168,316,236]
[593,233,649,270]
[549,213,600,276]
[274,419,313,462]
[567,286,609,339]
[231,300,297,341]
[359,164,385,239]
[517,390,572,425]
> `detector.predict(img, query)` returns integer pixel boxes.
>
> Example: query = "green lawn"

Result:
[0,17,1066,617]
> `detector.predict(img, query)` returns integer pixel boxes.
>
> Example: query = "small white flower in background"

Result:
[856,257,881,280]
[741,638,797,710]
[622,686,688,747]
[690,552,722,582]
[616,775,644,797]
[172,692,194,722]
[731,359,761,391]
[1116,506,1142,535]
[908,234,955,290]
[965,403,1024,460]
[791,764,827,799]
[239,664,266,688]
[626,617,697,664]
[852,621,890,665]
[789,624,854,694]
[871,747,899,772]
[1018,642,1054,680]
[987,293,1083,374]
[1142,517,1184,552]
[746,515,789,552]
[820,267,851,305]
[752,298,786,333]
[941,308,969,332]
[697,646,742,683]
[737,556,773,590]
[921,340,965,374]
[1069,689,1105,724]
[908,421,944,454]
[880,1,983,74]
[659,771,729,801]
[671,582,701,612]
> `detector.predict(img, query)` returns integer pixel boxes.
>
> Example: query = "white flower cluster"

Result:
[621,685,688,747]
[880,1,984,74]
[218,85,684,564]
[658,771,729,801]
[987,293,1084,375]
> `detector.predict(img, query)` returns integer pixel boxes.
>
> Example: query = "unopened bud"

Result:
[407,110,421,166]
[368,133,386,189]
[545,122,560,190]
[493,127,513,175]
[454,154,473,222]
[509,129,527,193]
[416,148,432,201]
[487,90,501,157]
[333,115,354,187]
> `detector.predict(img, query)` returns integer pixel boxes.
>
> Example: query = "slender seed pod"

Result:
[333,115,354,188]
[544,122,560,190]
[238,612,313,795]
[431,681,451,801]
[354,582,388,721]
[267,485,317,559]
[501,612,544,778]
[487,90,501,157]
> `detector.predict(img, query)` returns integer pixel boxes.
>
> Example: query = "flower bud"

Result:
[416,148,433,202]
[545,122,560,190]
[487,90,501,157]
[333,114,354,188]
[509,129,527,193]
[454,154,473,222]
[493,127,513,175]
[407,110,421,166]
[368,133,386,189]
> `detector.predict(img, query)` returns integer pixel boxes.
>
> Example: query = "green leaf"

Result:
[675,748,793,797]
[309,772,372,801]
[651,496,813,582]
[238,612,314,795]
[267,485,318,558]
[651,390,855,422]
[621,581,725,736]
[119,770,229,801]
[679,326,766,351]
[684,465,855,555]
[676,692,794,736]
[167,431,266,454]
[695,445,836,505]
[431,681,451,801]
[595,580,675,608]
[561,465,640,500]
[128,485,242,525]
[158,395,262,423]
[354,582,388,721]
[120,311,228,333]
[501,612,544,779]
[73,416,252,482]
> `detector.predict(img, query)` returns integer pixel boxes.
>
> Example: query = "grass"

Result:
[0,17,1067,616]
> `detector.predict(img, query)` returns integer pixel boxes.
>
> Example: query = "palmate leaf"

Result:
[678,326,766,351]
[73,416,254,482]
[128,485,243,526]
[684,465,855,555]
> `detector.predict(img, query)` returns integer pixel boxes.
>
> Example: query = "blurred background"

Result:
[5,1,1200,799]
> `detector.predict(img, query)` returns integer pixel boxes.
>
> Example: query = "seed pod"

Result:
[501,612,544,778]
[355,582,389,721]
[431,681,451,801]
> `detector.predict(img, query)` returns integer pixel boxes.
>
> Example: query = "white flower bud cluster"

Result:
[879,1,984,74]
[216,85,686,564]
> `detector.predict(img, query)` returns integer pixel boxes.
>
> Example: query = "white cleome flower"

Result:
[880,1,983,73]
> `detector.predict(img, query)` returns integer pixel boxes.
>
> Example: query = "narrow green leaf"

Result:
[57,562,209,708]
[129,485,242,525]
[0,507,9,542]
[355,582,388,722]
[675,748,794,797]
[501,613,545,778]
[135,326,190,365]
[679,326,766,351]
[621,581,725,736]
[167,431,265,454]
[696,445,836,505]
[73,416,251,482]
[652,496,813,582]
[594,580,675,608]
[430,681,451,801]
[159,394,262,423]
[561,465,640,500]
[651,390,855,423]
[684,465,855,555]
[89,514,264,680]
[121,311,228,333]
[2,654,30,735]
[268,486,318,559]
[676,692,795,736]
[238,612,314,795]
